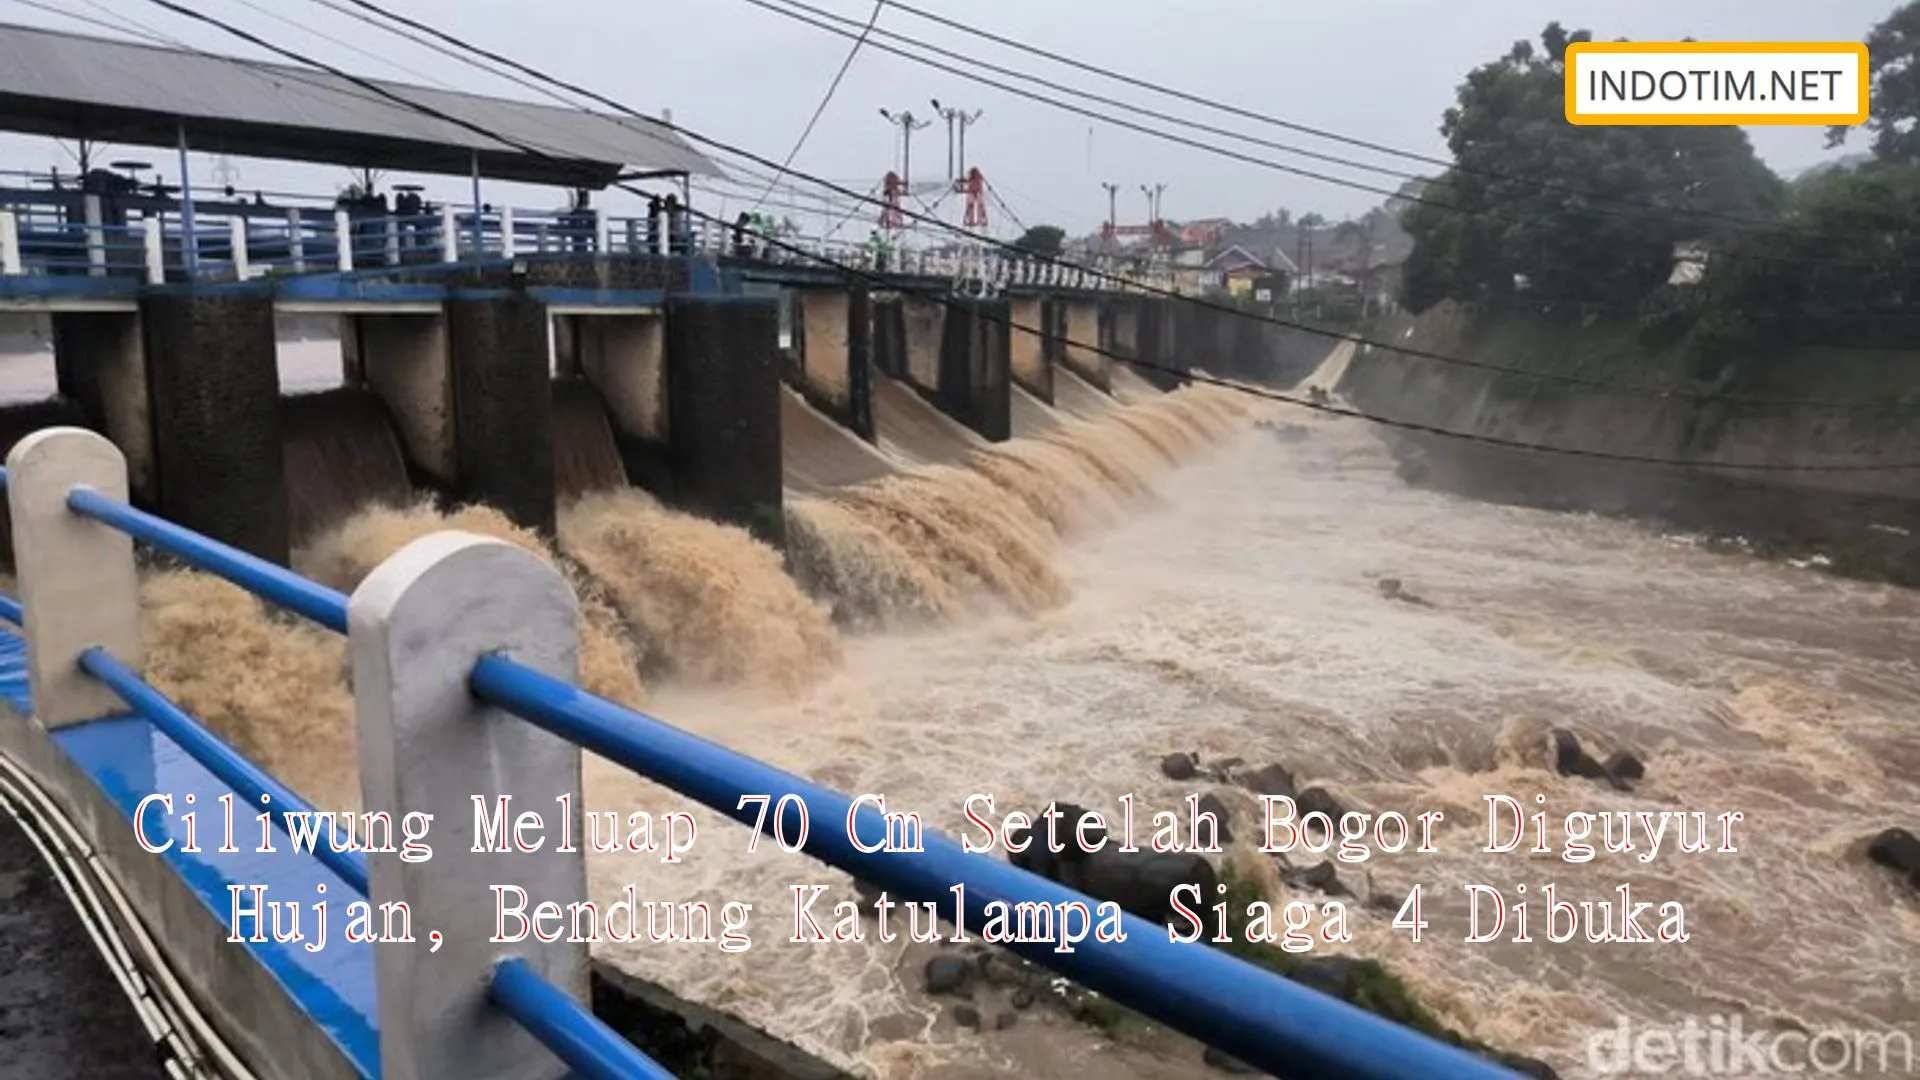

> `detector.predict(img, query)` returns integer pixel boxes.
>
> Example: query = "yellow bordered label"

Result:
[1565,42,1868,126]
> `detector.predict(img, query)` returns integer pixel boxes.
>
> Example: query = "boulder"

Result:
[1238,763,1297,801]
[1551,729,1613,784]
[1603,749,1646,781]
[1160,752,1200,782]
[1296,786,1345,820]
[1195,792,1235,845]
[924,955,972,997]
[1866,827,1920,891]
[1602,749,1646,787]
[1280,859,1352,899]
[1009,803,1219,928]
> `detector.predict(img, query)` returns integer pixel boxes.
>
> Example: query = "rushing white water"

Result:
[584,398,1920,1079]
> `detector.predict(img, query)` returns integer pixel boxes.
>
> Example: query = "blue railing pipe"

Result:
[61,485,350,633]
[77,647,370,895]
[469,656,1522,1080]
[489,958,677,1080]
[0,593,21,627]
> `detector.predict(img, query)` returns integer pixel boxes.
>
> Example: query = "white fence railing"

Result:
[0,203,1177,296]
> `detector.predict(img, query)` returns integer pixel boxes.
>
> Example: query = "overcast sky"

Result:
[0,0,1899,239]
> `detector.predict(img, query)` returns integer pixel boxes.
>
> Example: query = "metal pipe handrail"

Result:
[77,647,370,894]
[61,484,350,633]
[0,588,367,892]
[468,654,1520,1080]
[6,463,1509,1077]
[489,958,675,1080]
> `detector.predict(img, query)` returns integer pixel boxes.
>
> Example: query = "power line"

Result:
[193,0,1920,425]
[221,0,457,88]
[748,0,885,214]
[307,0,1920,415]
[868,0,1869,242]
[137,0,1920,471]
[741,0,1914,272]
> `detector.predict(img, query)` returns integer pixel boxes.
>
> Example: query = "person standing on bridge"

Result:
[645,194,664,255]
[566,188,593,254]
[662,194,686,256]
[732,211,754,258]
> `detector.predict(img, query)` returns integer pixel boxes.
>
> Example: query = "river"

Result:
[585,375,1920,1078]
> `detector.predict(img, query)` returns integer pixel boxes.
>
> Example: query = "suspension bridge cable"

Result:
[740,0,1911,272]
[178,0,1920,421]
[748,0,886,214]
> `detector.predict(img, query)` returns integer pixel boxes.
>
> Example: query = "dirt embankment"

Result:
[1332,303,1920,583]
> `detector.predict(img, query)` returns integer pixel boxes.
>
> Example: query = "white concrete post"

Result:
[142,218,164,284]
[385,216,401,267]
[592,208,609,255]
[335,209,354,272]
[441,204,460,263]
[5,429,142,728]
[347,531,587,1080]
[499,206,517,259]
[0,211,19,276]
[84,194,106,277]
[287,208,307,274]
[229,218,250,281]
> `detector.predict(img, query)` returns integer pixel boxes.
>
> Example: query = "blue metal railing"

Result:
[0,472,684,1079]
[76,647,370,894]
[3,466,1528,1078]
[490,958,676,1080]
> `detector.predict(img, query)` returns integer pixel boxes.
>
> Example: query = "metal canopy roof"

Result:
[0,21,724,188]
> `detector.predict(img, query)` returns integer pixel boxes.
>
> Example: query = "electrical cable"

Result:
[269,0,1920,415]
[741,0,1913,272]
[220,0,457,88]
[145,0,1920,467]
[748,0,886,214]
[870,0,1881,241]
[0,748,261,1080]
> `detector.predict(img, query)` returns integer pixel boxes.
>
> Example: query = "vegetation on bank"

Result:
[1399,5,1920,378]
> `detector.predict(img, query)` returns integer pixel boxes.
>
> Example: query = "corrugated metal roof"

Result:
[0,21,724,188]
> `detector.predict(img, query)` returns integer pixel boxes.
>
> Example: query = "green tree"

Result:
[1828,1,1920,163]
[1400,22,1783,312]
[1012,224,1066,258]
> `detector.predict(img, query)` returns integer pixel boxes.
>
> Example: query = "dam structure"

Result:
[0,21,1525,1080]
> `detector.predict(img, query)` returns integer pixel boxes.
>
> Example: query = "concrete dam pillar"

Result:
[872,292,907,381]
[1098,298,1139,390]
[938,298,1012,442]
[1134,297,1189,391]
[557,309,667,494]
[791,285,874,442]
[354,293,558,537]
[1007,294,1054,404]
[353,311,455,490]
[446,292,557,536]
[663,294,785,547]
[50,310,150,504]
[1061,297,1108,390]
[900,295,946,393]
[139,288,290,564]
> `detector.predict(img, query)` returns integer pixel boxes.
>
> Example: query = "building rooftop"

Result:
[0,21,723,188]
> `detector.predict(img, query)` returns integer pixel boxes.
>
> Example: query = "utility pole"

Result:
[879,108,932,189]
[1101,181,1119,241]
[929,100,983,185]
[1140,182,1166,245]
